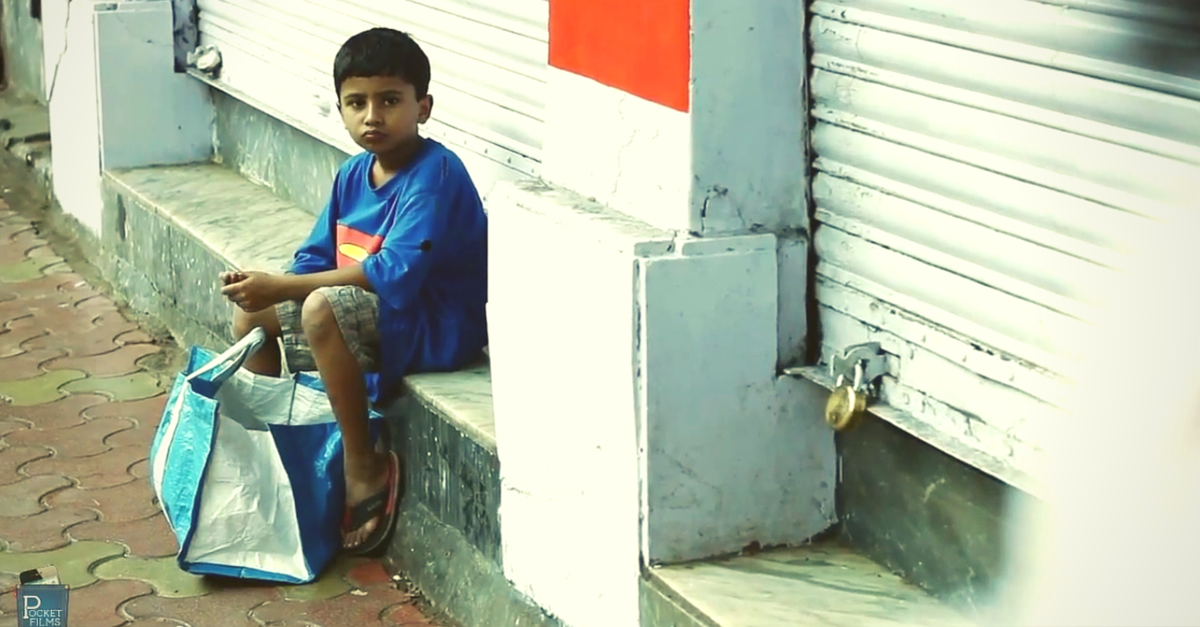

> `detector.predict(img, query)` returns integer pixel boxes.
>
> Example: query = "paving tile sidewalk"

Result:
[0,200,438,626]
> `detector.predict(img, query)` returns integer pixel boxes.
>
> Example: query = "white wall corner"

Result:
[487,179,672,627]
[44,0,104,234]
[691,0,807,236]
[543,68,692,234]
[638,233,833,564]
[95,0,213,170]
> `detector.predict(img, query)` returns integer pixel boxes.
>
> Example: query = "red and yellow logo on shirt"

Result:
[336,224,384,268]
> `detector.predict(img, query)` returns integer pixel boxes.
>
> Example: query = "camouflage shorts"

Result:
[275,285,381,373]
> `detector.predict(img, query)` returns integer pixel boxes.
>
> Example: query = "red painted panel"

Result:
[549,0,690,113]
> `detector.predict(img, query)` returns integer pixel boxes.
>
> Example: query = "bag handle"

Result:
[189,326,267,386]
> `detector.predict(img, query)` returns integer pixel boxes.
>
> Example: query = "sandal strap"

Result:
[344,486,390,532]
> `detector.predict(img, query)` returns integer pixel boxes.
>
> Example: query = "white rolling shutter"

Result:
[808,0,1200,493]
[194,0,547,195]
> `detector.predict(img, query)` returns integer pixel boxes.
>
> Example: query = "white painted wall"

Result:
[42,0,212,235]
[488,181,674,627]
[542,68,692,233]
[95,2,213,170]
[44,0,104,233]
[690,0,808,236]
[639,235,835,564]
[488,181,837,623]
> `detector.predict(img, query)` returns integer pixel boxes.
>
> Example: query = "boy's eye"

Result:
[385,97,400,106]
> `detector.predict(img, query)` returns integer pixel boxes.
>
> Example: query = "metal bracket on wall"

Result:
[783,341,888,392]
[828,342,887,393]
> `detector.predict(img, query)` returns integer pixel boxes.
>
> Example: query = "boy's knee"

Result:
[300,290,338,342]
[232,305,280,339]
[232,307,255,338]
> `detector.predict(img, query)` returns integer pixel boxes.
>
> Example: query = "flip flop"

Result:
[342,450,402,556]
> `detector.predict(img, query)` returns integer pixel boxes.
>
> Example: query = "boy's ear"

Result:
[419,94,434,124]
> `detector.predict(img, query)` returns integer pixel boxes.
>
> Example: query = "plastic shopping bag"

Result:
[148,328,383,583]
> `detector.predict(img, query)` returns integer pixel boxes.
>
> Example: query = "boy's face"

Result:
[338,76,431,154]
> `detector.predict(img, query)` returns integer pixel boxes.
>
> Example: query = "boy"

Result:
[219,28,488,555]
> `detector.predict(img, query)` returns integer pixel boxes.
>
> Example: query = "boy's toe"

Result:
[342,518,379,549]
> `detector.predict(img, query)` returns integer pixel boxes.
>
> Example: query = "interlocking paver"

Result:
[40,261,72,275]
[0,418,28,439]
[0,302,77,331]
[0,257,63,283]
[85,395,167,426]
[0,221,34,242]
[0,540,124,587]
[0,475,71,517]
[45,479,160,522]
[253,587,415,627]
[70,513,177,558]
[1,393,106,430]
[44,343,161,377]
[25,243,56,259]
[23,446,144,489]
[0,322,47,358]
[115,328,156,346]
[0,504,97,551]
[0,272,91,301]
[4,416,134,458]
[104,422,159,450]
[64,579,156,627]
[0,369,87,406]
[0,445,52,484]
[122,582,281,627]
[62,371,162,402]
[23,315,141,356]
[94,556,215,598]
[0,348,67,380]
[75,294,121,314]
[128,458,150,479]
[283,556,363,602]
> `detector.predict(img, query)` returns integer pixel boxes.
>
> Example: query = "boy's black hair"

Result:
[333,28,431,98]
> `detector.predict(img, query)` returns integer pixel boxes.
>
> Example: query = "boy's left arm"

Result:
[359,191,446,310]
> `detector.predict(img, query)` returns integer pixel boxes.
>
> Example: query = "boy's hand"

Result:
[219,271,247,286]
[220,271,284,312]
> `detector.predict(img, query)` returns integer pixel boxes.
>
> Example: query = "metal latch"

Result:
[824,342,886,432]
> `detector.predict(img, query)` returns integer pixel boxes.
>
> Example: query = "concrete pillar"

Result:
[489,0,833,625]
[42,0,211,234]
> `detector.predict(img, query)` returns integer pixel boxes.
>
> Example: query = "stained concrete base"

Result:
[388,501,563,627]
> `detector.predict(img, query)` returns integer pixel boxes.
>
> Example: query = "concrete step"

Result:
[101,163,312,348]
[99,159,556,627]
[641,542,973,627]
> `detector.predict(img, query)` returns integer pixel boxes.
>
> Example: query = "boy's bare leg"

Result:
[300,292,387,548]
[232,306,284,377]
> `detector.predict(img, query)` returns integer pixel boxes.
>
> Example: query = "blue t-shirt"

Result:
[289,139,488,404]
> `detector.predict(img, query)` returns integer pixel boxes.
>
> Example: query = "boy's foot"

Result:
[342,450,402,554]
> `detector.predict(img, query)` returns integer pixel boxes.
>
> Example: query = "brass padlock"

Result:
[825,362,868,432]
